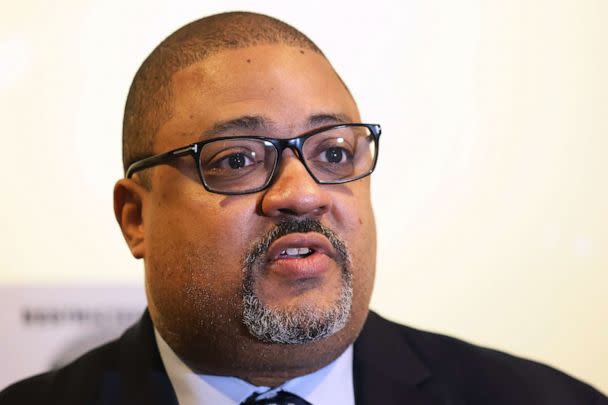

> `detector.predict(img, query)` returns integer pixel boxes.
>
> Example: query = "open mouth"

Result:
[264,233,336,278]
[268,233,334,263]
[279,247,315,259]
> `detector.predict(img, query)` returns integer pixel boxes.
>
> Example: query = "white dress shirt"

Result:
[155,329,355,405]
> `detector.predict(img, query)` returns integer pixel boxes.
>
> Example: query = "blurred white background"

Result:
[1,0,606,393]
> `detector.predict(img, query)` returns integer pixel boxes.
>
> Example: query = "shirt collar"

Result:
[155,329,355,405]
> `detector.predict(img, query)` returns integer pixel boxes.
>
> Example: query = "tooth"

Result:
[286,248,299,256]
[298,247,310,255]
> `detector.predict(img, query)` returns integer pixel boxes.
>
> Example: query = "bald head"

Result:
[122,11,324,173]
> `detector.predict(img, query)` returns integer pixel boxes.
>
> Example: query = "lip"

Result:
[265,232,336,278]
[267,232,335,262]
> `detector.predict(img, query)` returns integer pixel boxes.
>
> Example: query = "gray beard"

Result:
[241,219,353,344]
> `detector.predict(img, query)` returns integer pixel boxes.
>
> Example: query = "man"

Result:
[1,11,606,405]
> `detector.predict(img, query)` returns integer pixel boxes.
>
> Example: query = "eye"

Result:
[210,149,258,170]
[320,147,348,164]
[306,136,356,178]
[225,152,252,169]
[315,138,354,164]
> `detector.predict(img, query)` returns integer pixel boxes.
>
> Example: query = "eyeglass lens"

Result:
[199,125,376,193]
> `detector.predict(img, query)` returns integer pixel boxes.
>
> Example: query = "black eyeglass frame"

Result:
[125,123,381,195]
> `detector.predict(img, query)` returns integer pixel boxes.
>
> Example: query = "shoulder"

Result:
[1,311,176,405]
[0,338,121,404]
[359,311,608,404]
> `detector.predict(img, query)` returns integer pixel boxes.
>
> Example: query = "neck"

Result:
[183,327,354,386]
[156,310,367,387]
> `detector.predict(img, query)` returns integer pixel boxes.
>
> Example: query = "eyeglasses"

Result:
[126,123,381,195]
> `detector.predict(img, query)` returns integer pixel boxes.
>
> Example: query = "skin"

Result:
[114,44,377,386]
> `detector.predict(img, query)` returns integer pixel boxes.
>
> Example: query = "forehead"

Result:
[155,44,359,148]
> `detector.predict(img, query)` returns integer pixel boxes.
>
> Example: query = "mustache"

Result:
[242,218,350,270]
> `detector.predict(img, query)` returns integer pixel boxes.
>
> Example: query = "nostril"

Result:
[265,202,329,218]
[312,205,329,216]
[277,208,299,216]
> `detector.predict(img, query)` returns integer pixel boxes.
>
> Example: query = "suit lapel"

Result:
[110,310,441,404]
[116,311,179,405]
[353,311,440,405]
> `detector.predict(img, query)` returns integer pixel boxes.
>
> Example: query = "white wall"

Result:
[1,0,606,393]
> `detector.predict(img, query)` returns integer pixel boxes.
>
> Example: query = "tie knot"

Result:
[240,389,312,405]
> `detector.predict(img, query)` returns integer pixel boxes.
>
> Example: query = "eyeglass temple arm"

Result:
[125,144,198,178]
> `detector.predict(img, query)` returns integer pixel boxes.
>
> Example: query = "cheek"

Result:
[336,181,375,248]
[330,181,376,305]
[144,228,247,339]
[143,189,260,324]
[351,216,376,301]
[145,181,257,263]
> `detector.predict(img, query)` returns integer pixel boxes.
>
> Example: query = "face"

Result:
[133,44,376,373]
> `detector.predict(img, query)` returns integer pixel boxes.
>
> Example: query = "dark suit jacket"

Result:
[1,310,606,404]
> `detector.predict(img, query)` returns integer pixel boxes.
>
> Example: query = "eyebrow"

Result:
[201,112,354,139]
[306,113,352,127]
[202,115,272,137]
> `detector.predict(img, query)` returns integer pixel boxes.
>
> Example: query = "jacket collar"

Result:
[353,311,440,405]
[115,310,178,405]
[118,310,439,405]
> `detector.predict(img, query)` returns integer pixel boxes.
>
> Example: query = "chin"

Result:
[242,275,353,344]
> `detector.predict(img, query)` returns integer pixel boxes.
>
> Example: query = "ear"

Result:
[114,178,147,259]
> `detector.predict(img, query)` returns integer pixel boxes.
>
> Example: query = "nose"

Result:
[261,149,332,218]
